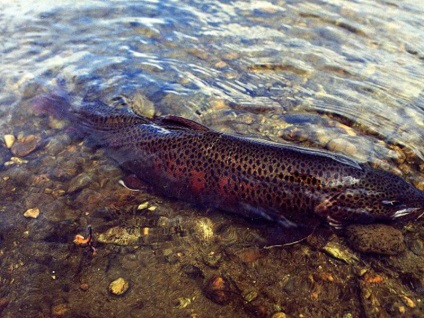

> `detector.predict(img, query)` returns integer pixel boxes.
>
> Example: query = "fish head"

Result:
[315,168,424,226]
[361,169,424,222]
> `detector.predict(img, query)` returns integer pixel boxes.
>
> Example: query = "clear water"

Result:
[1,0,424,317]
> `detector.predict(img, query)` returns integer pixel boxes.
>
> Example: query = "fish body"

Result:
[39,94,424,228]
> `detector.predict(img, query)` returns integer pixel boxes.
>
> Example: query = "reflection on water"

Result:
[1,0,424,317]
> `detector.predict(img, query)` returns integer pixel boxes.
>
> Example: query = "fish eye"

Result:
[381,200,403,207]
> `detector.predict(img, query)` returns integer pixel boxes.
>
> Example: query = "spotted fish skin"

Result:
[46,96,424,227]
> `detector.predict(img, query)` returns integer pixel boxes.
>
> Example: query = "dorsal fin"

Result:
[154,115,211,132]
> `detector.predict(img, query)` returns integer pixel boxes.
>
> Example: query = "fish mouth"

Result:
[392,207,423,220]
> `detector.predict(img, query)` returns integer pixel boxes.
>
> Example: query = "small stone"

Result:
[204,275,232,305]
[80,283,89,291]
[98,226,141,245]
[67,173,92,193]
[401,295,416,308]
[137,202,149,210]
[243,290,258,303]
[210,99,227,110]
[322,241,359,264]
[11,134,42,157]
[4,157,28,166]
[109,277,129,295]
[175,297,191,309]
[23,208,40,219]
[3,135,15,148]
[214,61,227,69]
[0,297,10,315]
[271,312,287,318]
[52,303,69,317]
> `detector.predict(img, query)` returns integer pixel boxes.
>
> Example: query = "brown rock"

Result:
[52,303,69,317]
[0,297,10,315]
[11,134,42,157]
[204,275,232,305]
[345,224,405,255]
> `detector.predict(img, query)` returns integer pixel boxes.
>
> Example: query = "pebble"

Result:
[109,277,129,295]
[130,91,155,118]
[322,241,359,264]
[3,135,15,148]
[345,224,405,255]
[325,137,357,157]
[23,208,40,219]
[67,173,92,193]
[4,156,28,166]
[51,303,69,317]
[204,275,232,305]
[0,297,10,314]
[97,226,141,245]
[137,202,149,210]
[11,134,42,157]
[210,99,227,110]
[175,297,191,309]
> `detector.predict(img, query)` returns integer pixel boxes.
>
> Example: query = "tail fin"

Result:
[30,89,75,120]
[31,90,152,130]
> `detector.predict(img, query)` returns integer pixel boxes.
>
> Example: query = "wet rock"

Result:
[0,297,10,315]
[325,137,357,157]
[235,248,266,263]
[322,241,359,264]
[67,173,92,193]
[23,207,40,219]
[4,156,28,167]
[51,303,69,317]
[181,264,204,280]
[3,135,15,149]
[204,275,232,305]
[98,226,141,245]
[109,277,129,295]
[203,251,222,268]
[242,290,258,303]
[11,134,42,157]
[345,224,405,255]
[405,234,424,256]
[130,90,155,118]
[175,297,191,309]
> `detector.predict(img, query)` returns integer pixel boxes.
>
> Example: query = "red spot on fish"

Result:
[189,170,206,193]
[218,176,230,195]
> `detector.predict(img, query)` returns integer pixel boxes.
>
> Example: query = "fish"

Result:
[35,93,424,239]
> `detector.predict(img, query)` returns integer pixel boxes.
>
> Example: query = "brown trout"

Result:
[37,94,424,232]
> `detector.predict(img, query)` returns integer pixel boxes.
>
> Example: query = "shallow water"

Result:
[1,0,424,317]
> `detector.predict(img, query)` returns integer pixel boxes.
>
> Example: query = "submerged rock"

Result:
[3,135,15,149]
[109,277,129,295]
[23,208,40,219]
[97,226,141,246]
[11,134,42,157]
[345,224,405,255]
[67,173,92,193]
[204,275,232,305]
